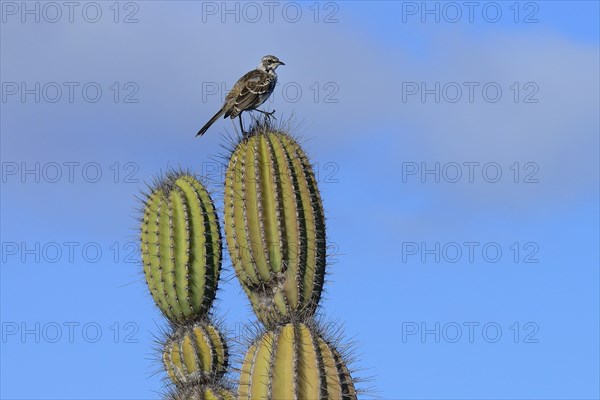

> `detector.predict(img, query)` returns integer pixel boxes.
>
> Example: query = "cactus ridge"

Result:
[162,322,229,386]
[238,322,357,400]
[140,171,222,324]
[224,129,327,326]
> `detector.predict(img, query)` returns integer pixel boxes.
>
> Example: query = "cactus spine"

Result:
[139,172,233,399]
[224,125,358,400]
[224,131,326,326]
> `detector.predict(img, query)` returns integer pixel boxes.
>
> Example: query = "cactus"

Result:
[224,130,327,326]
[239,322,356,400]
[137,123,361,399]
[166,384,235,400]
[139,171,231,398]
[163,322,228,385]
[140,172,222,324]
[223,122,359,399]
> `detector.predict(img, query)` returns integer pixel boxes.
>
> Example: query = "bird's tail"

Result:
[196,107,226,137]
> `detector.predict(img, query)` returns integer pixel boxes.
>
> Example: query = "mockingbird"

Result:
[196,55,285,137]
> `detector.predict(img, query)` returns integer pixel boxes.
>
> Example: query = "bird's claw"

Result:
[256,109,277,120]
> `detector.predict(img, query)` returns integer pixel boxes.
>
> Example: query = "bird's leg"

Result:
[238,114,246,134]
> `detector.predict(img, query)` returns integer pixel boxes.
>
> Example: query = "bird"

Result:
[196,55,285,137]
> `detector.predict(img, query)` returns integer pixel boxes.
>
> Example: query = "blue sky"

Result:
[1,1,598,399]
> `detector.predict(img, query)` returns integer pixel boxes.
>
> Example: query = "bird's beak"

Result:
[278,61,285,66]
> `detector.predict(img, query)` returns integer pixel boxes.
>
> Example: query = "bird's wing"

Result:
[224,70,274,118]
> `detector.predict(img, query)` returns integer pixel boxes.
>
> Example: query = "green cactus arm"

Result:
[162,322,229,386]
[167,385,235,400]
[224,131,328,325]
[140,173,221,323]
[239,323,357,400]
